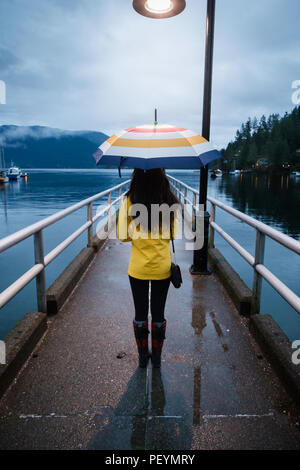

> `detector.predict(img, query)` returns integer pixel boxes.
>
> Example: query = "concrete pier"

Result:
[0,237,299,450]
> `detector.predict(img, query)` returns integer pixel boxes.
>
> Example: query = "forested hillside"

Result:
[221,106,300,170]
[0,125,108,168]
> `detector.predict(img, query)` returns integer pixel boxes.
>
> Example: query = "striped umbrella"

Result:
[93,122,222,172]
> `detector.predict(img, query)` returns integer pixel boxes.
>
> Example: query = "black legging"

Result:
[129,276,171,322]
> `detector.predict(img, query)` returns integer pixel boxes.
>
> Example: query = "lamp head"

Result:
[133,0,186,19]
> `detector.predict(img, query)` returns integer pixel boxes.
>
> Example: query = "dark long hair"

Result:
[127,168,179,232]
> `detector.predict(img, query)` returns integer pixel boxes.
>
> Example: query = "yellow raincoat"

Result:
[117,197,177,280]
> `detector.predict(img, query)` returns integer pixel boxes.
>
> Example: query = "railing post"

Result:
[34,230,46,313]
[208,202,215,248]
[252,230,266,314]
[119,187,122,210]
[87,202,93,247]
[108,192,112,227]
[192,193,197,231]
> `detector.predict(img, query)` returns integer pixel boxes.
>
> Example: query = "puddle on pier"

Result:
[89,311,238,450]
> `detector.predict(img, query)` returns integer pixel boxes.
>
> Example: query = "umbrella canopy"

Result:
[93,124,222,171]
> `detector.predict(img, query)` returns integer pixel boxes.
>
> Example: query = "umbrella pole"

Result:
[190,0,216,275]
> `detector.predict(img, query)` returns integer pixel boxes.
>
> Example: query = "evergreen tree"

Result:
[223,106,300,170]
[248,142,258,166]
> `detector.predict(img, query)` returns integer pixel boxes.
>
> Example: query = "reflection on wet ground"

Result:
[90,367,192,450]
[87,238,300,450]
[193,367,201,426]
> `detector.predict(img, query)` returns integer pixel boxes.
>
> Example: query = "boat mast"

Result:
[0,145,3,170]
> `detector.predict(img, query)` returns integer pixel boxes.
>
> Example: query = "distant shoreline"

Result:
[12,168,299,175]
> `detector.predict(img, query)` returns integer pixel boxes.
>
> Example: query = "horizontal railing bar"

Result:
[211,221,255,266]
[213,218,300,314]
[208,196,300,256]
[168,174,300,256]
[109,193,125,208]
[0,179,130,254]
[0,181,129,312]
[0,264,44,310]
[92,193,124,224]
[168,174,199,196]
[178,191,193,206]
[176,191,194,207]
[44,221,92,266]
[256,264,300,315]
[169,182,193,207]
[92,205,109,224]
[169,173,300,316]
[184,199,194,207]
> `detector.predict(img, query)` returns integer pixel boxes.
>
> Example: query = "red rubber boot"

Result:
[151,320,167,368]
[133,320,150,368]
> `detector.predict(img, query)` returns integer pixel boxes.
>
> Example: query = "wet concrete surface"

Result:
[0,237,299,450]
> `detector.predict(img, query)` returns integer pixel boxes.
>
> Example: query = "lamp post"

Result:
[190,0,216,275]
[133,0,216,275]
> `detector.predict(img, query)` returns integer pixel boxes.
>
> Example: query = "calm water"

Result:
[0,169,299,341]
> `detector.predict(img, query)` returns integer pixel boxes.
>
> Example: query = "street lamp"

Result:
[133,0,186,19]
[133,0,216,275]
[190,0,216,275]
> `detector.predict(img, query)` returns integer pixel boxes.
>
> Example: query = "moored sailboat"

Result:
[0,146,8,183]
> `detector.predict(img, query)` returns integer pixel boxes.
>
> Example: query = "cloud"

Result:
[0,0,299,148]
[0,125,82,146]
[0,47,20,73]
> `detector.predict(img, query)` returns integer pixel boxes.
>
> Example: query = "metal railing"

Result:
[168,174,300,315]
[1,173,299,318]
[0,180,130,313]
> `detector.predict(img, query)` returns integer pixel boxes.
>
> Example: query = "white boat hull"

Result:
[8,174,20,180]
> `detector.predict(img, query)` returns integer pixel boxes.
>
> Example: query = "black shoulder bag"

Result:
[170,225,183,289]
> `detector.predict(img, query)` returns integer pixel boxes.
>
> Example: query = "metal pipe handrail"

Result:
[210,220,255,266]
[208,196,300,256]
[92,193,124,224]
[168,174,300,316]
[169,174,198,196]
[168,174,300,256]
[0,264,44,310]
[44,221,92,267]
[176,188,194,207]
[256,264,300,314]
[0,180,130,254]
[0,179,130,312]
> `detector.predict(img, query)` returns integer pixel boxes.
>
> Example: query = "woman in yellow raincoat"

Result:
[117,168,179,368]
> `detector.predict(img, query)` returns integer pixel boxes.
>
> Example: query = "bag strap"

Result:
[170,224,177,265]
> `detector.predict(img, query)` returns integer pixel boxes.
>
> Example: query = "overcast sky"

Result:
[0,0,299,148]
